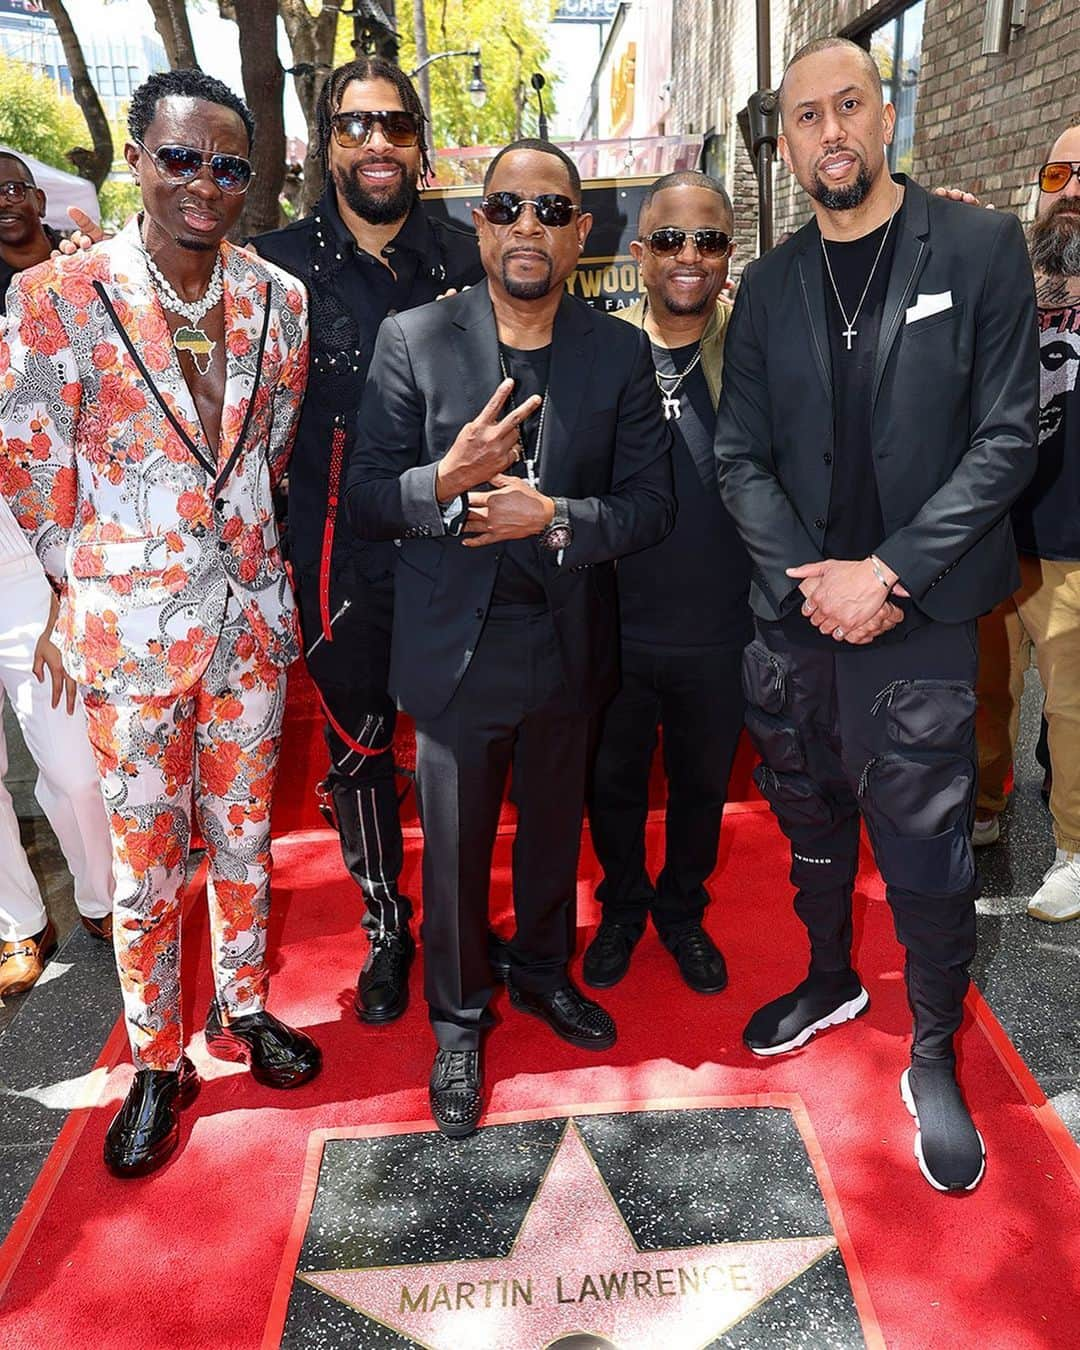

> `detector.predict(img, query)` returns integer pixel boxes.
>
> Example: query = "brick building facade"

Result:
[662,0,1080,270]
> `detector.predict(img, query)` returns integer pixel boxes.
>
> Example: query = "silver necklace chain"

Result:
[820,186,901,350]
[498,350,548,489]
[144,250,224,325]
[654,344,704,420]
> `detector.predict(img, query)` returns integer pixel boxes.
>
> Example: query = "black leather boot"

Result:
[355,926,416,1024]
[204,1001,322,1088]
[104,1055,200,1178]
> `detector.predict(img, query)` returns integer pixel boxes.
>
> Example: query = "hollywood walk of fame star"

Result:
[299,1120,838,1349]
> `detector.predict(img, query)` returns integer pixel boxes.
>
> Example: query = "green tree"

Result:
[0,53,90,171]
[332,0,556,156]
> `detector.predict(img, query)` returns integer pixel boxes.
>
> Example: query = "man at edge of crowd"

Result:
[0,152,61,301]
[252,57,483,1025]
[348,139,674,1139]
[714,38,1038,1193]
[0,69,321,1178]
[584,170,751,995]
[973,123,1080,925]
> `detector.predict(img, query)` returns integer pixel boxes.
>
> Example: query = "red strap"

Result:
[317,691,388,757]
[319,416,347,641]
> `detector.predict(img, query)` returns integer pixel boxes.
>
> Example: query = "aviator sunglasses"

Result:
[642,227,732,256]
[330,110,421,148]
[1039,162,1080,193]
[136,140,254,194]
[479,191,580,228]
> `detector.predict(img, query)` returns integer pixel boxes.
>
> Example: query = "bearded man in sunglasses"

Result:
[253,57,484,1027]
[0,68,321,1178]
[349,139,674,1138]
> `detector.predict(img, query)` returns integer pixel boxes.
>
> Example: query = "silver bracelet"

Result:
[869,555,894,592]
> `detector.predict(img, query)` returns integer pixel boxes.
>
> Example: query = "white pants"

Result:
[0,556,114,942]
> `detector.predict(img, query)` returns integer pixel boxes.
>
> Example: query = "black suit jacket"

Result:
[714,176,1040,623]
[346,283,675,720]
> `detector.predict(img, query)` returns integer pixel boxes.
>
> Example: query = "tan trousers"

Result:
[976,554,1080,852]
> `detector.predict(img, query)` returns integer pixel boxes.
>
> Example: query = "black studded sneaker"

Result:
[743,968,869,1056]
[582,920,645,989]
[900,1058,986,1192]
[508,979,617,1050]
[429,1048,483,1139]
[355,927,415,1024]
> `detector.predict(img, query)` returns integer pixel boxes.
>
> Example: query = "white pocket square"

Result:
[905,291,953,323]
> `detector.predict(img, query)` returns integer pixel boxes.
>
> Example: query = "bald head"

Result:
[779,37,883,122]
[1032,124,1080,276]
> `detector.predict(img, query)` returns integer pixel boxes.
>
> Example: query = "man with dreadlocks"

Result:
[254,58,483,1025]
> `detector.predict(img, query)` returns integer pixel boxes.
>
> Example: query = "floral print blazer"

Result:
[0,219,309,699]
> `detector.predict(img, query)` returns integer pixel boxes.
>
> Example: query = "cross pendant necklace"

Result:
[820,184,901,352]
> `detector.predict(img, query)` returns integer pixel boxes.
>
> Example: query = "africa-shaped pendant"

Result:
[174,325,216,375]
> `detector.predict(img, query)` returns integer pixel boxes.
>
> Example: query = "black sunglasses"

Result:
[642,227,731,256]
[0,180,33,204]
[479,191,579,228]
[137,140,254,195]
[330,110,421,149]
[1039,162,1080,194]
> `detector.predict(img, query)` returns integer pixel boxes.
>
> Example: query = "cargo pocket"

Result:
[744,705,805,774]
[741,639,788,716]
[754,765,834,831]
[871,678,976,751]
[858,751,975,896]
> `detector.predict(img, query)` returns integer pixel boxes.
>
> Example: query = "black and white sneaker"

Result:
[743,970,869,1056]
[900,1060,986,1192]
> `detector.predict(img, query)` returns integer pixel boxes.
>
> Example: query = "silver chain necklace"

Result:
[498,350,548,489]
[654,346,704,420]
[820,186,901,351]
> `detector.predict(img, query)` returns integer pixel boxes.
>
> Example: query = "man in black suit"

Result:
[714,38,1039,1193]
[348,139,674,1138]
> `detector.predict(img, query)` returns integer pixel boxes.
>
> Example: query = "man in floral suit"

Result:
[0,69,321,1177]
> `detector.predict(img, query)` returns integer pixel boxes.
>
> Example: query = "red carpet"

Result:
[1,681,1078,1345]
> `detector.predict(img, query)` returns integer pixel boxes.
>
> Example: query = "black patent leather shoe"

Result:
[104,1055,200,1178]
[204,1001,322,1088]
[660,923,729,994]
[582,920,645,989]
[507,979,617,1049]
[429,1048,483,1139]
[355,927,415,1024]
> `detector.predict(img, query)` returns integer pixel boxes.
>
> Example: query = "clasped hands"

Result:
[435,379,555,548]
[787,557,909,645]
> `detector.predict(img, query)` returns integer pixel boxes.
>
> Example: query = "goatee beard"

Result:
[335,162,416,225]
[501,257,554,300]
[661,288,710,316]
[176,237,216,252]
[1030,200,1080,278]
[810,163,873,211]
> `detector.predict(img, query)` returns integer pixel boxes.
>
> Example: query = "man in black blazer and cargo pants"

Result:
[348,139,674,1138]
[714,39,1038,1193]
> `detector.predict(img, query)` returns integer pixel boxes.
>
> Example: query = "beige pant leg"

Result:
[975,597,1030,816]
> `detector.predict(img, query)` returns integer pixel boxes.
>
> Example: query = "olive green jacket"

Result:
[616,296,731,410]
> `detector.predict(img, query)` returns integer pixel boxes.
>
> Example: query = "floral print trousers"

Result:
[83,605,286,1071]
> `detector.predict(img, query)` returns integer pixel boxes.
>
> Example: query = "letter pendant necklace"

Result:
[655,345,704,420]
[144,250,224,375]
[820,186,901,351]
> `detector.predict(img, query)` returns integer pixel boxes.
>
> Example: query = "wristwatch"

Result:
[442,492,469,537]
[538,497,572,552]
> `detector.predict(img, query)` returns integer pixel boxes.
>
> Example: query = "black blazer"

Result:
[346,283,675,720]
[714,176,1040,623]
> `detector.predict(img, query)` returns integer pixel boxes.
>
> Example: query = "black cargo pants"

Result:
[742,618,979,1062]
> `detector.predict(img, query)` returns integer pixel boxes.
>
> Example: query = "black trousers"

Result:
[296,566,409,935]
[745,619,979,1062]
[414,607,591,1050]
[587,641,745,932]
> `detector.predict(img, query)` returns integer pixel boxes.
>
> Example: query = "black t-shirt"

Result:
[615,341,751,649]
[1011,298,1080,560]
[490,343,551,607]
[775,210,921,648]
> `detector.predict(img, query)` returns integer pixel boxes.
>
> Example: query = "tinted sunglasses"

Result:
[136,140,254,194]
[0,180,33,203]
[1039,162,1080,194]
[642,227,731,256]
[479,192,579,227]
[330,110,421,149]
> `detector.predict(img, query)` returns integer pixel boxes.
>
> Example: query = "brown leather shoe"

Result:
[0,921,58,998]
[81,913,113,941]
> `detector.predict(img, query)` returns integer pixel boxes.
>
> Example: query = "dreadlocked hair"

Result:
[314,57,433,183]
